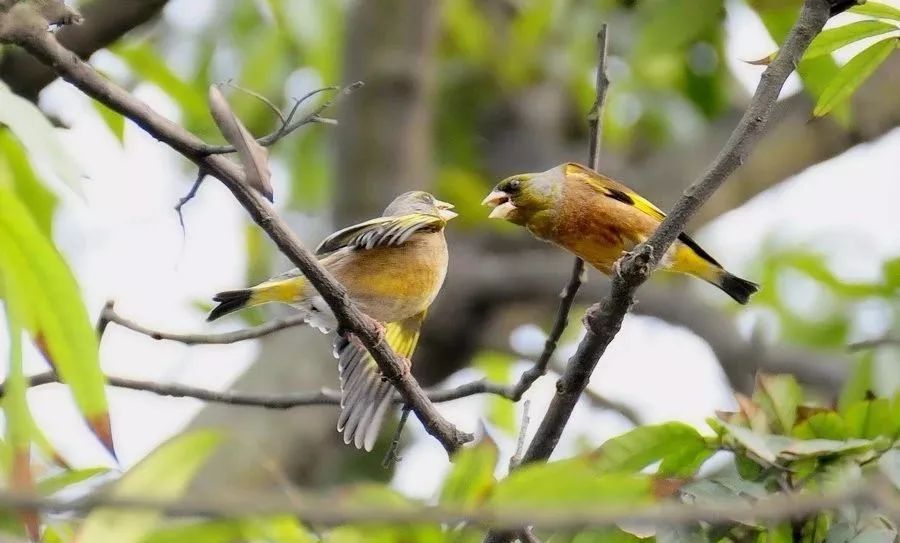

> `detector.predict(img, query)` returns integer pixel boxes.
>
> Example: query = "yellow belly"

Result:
[326,233,448,322]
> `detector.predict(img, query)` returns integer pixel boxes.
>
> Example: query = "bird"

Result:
[481,162,758,303]
[207,191,457,451]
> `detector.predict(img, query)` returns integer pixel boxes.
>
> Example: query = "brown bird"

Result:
[482,162,758,303]
[208,191,456,450]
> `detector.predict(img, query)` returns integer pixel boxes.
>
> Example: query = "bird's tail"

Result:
[207,277,307,322]
[713,271,759,305]
[335,312,424,451]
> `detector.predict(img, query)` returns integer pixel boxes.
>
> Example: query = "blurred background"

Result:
[1,0,899,500]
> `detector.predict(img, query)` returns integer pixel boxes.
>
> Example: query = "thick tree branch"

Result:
[0,0,170,99]
[0,13,471,454]
[489,5,836,530]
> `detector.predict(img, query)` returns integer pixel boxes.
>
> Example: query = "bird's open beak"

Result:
[481,191,516,220]
[435,200,458,221]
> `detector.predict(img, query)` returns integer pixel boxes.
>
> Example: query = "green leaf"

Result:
[0,82,86,197]
[0,185,112,453]
[753,374,803,433]
[0,130,56,237]
[490,458,651,508]
[474,351,517,434]
[780,438,874,459]
[814,37,897,117]
[37,467,110,496]
[805,20,898,60]
[720,423,791,464]
[801,512,831,543]
[840,353,874,412]
[325,485,444,543]
[851,2,900,21]
[92,101,126,142]
[634,0,723,59]
[591,422,711,477]
[440,438,498,508]
[112,43,208,129]
[793,412,849,440]
[78,431,221,543]
[145,516,316,543]
[569,529,646,543]
[2,286,39,541]
[843,399,893,439]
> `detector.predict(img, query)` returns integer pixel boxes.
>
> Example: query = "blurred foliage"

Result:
[1,1,899,542]
[0,373,891,542]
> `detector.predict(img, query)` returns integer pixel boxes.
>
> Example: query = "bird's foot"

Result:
[372,321,387,344]
[380,357,411,382]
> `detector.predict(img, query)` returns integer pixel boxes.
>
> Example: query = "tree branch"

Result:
[4,371,508,408]
[0,0,171,99]
[509,24,610,402]
[491,3,836,530]
[101,303,310,345]
[0,11,471,454]
[0,479,894,531]
[848,336,900,352]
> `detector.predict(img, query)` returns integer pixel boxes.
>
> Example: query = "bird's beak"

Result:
[481,191,515,220]
[435,200,458,221]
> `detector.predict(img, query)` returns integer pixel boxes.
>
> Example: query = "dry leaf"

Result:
[208,85,273,201]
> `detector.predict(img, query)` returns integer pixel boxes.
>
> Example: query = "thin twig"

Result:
[507,23,610,403]
[515,0,834,471]
[0,372,520,409]
[847,336,900,352]
[382,406,412,468]
[95,300,115,339]
[224,80,287,124]
[509,400,531,471]
[96,302,642,420]
[199,83,362,155]
[488,27,610,543]
[174,169,207,233]
[0,16,469,454]
[101,303,309,345]
[0,479,894,530]
[486,3,837,541]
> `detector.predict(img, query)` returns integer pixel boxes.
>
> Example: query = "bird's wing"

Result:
[315,213,443,255]
[566,163,722,267]
[566,162,667,222]
[334,312,425,451]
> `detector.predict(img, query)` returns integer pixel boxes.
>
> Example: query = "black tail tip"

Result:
[719,273,760,305]
[207,289,252,321]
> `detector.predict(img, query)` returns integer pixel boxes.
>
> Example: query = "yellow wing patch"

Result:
[335,312,425,450]
[564,163,723,268]
[316,213,444,255]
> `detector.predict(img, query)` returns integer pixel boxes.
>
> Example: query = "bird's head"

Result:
[384,191,457,222]
[481,166,563,226]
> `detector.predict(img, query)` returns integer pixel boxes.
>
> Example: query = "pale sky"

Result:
[1,0,899,498]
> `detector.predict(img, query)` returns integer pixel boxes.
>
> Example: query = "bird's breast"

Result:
[329,232,448,322]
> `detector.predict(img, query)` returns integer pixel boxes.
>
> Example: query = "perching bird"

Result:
[482,163,758,303]
[207,191,456,450]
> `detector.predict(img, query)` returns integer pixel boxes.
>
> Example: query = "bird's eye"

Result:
[506,179,521,193]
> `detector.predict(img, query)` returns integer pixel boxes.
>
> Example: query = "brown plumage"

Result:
[483,163,758,303]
